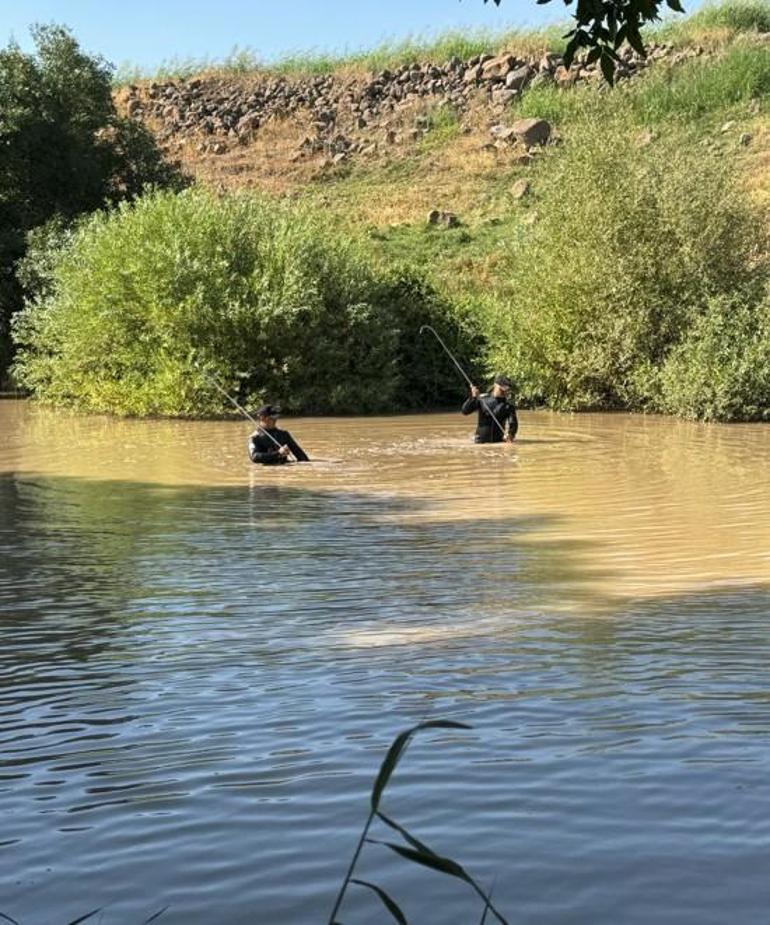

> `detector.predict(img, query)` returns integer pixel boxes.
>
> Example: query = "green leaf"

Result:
[377,811,438,856]
[625,23,648,58]
[368,840,510,924]
[351,880,409,925]
[600,50,616,85]
[369,839,472,883]
[585,46,602,65]
[370,720,470,812]
[666,0,685,11]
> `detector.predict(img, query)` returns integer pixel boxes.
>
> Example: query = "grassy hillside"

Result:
[115,3,770,301]
[16,2,770,420]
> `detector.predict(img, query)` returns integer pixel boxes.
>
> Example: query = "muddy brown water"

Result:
[1,400,769,924]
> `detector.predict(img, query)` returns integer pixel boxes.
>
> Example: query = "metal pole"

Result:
[419,325,507,439]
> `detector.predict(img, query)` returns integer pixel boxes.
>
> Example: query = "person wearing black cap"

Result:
[248,405,309,465]
[461,375,518,444]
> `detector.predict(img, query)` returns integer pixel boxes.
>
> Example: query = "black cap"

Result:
[494,374,512,389]
[255,404,280,418]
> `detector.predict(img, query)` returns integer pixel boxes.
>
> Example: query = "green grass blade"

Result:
[351,879,409,925]
[370,720,470,812]
[368,840,509,925]
[377,811,438,857]
[368,838,470,881]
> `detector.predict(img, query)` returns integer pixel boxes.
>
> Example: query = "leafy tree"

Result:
[0,24,187,380]
[485,0,686,81]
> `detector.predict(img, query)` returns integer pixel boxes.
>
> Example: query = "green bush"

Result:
[11,189,470,416]
[658,291,770,421]
[0,24,187,382]
[484,114,768,419]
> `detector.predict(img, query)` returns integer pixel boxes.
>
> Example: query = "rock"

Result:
[511,118,551,147]
[511,179,531,200]
[127,99,143,117]
[481,53,516,81]
[427,209,459,228]
[490,124,517,143]
[236,112,260,136]
[463,64,483,84]
[505,65,532,91]
[491,88,518,107]
[739,132,753,146]
[210,142,227,155]
[554,65,577,89]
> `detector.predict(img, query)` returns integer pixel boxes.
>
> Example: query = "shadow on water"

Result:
[2,473,770,924]
[0,471,603,664]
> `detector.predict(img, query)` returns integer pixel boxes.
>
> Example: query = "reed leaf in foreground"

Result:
[350,879,408,925]
[368,840,509,925]
[65,911,102,925]
[328,719,510,924]
[370,720,470,813]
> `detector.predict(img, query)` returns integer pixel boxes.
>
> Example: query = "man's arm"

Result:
[461,386,481,415]
[284,434,309,462]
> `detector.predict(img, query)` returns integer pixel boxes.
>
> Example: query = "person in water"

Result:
[248,405,309,465]
[461,374,518,444]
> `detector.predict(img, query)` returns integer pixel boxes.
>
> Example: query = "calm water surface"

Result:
[1,400,769,924]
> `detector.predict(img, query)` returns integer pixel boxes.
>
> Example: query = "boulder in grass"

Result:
[427,209,460,228]
[511,179,531,200]
[511,118,551,147]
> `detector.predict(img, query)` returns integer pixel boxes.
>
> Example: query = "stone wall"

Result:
[120,43,705,164]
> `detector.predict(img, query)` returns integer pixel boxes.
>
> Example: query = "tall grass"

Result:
[113,25,566,86]
[651,0,770,45]
[112,2,770,86]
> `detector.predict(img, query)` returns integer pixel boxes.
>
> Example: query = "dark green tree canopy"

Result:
[0,24,187,377]
[486,0,685,81]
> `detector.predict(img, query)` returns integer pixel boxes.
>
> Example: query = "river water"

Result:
[1,400,769,925]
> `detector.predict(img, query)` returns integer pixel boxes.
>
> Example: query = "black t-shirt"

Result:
[461,394,518,443]
[248,428,309,464]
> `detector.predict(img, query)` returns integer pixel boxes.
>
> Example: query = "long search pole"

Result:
[419,325,507,439]
[203,372,294,458]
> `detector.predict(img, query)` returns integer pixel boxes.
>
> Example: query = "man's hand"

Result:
[278,445,290,458]
[470,385,481,398]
